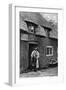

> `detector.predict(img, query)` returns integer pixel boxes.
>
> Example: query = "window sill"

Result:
[46,54,53,56]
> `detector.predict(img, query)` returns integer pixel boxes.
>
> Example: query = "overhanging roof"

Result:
[20,12,58,39]
[20,12,52,29]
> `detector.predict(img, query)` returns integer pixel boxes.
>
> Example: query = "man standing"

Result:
[31,48,40,71]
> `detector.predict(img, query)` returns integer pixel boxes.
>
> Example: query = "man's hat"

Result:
[34,48,38,50]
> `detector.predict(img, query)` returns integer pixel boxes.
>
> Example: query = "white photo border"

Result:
[10,4,64,86]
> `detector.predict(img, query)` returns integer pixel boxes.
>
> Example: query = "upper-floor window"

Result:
[46,46,53,56]
[45,28,50,37]
[42,26,51,37]
[25,21,37,33]
[28,25,35,33]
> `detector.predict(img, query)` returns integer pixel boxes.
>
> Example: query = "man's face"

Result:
[35,49,37,51]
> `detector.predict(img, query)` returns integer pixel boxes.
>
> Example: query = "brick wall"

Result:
[37,36,58,68]
[20,40,29,73]
[20,36,58,72]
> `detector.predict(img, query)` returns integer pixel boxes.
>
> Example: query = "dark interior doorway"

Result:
[28,42,38,69]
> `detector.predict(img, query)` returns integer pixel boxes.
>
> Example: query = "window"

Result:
[44,28,51,37]
[45,29,50,37]
[25,21,35,33]
[46,46,53,56]
[28,25,34,33]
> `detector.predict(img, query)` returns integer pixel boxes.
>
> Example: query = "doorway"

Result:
[28,42,38,69]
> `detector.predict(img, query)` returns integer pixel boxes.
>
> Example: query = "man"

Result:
[31,48,40,71]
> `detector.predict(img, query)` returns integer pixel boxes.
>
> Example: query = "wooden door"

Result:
[28,43,38,69]
[20,40,29,73]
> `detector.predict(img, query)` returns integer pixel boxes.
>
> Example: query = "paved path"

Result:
[20,67,58,77]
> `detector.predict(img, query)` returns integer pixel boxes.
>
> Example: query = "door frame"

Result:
[28,41,38,68]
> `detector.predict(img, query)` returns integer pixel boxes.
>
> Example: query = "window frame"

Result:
[28,25,35,33]
[46,46,53,56]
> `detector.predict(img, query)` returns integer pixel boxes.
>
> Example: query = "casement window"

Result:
[25,21,35,33]
[46,46,53,56]
[28,25,35,33]
[44,27,51,37]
